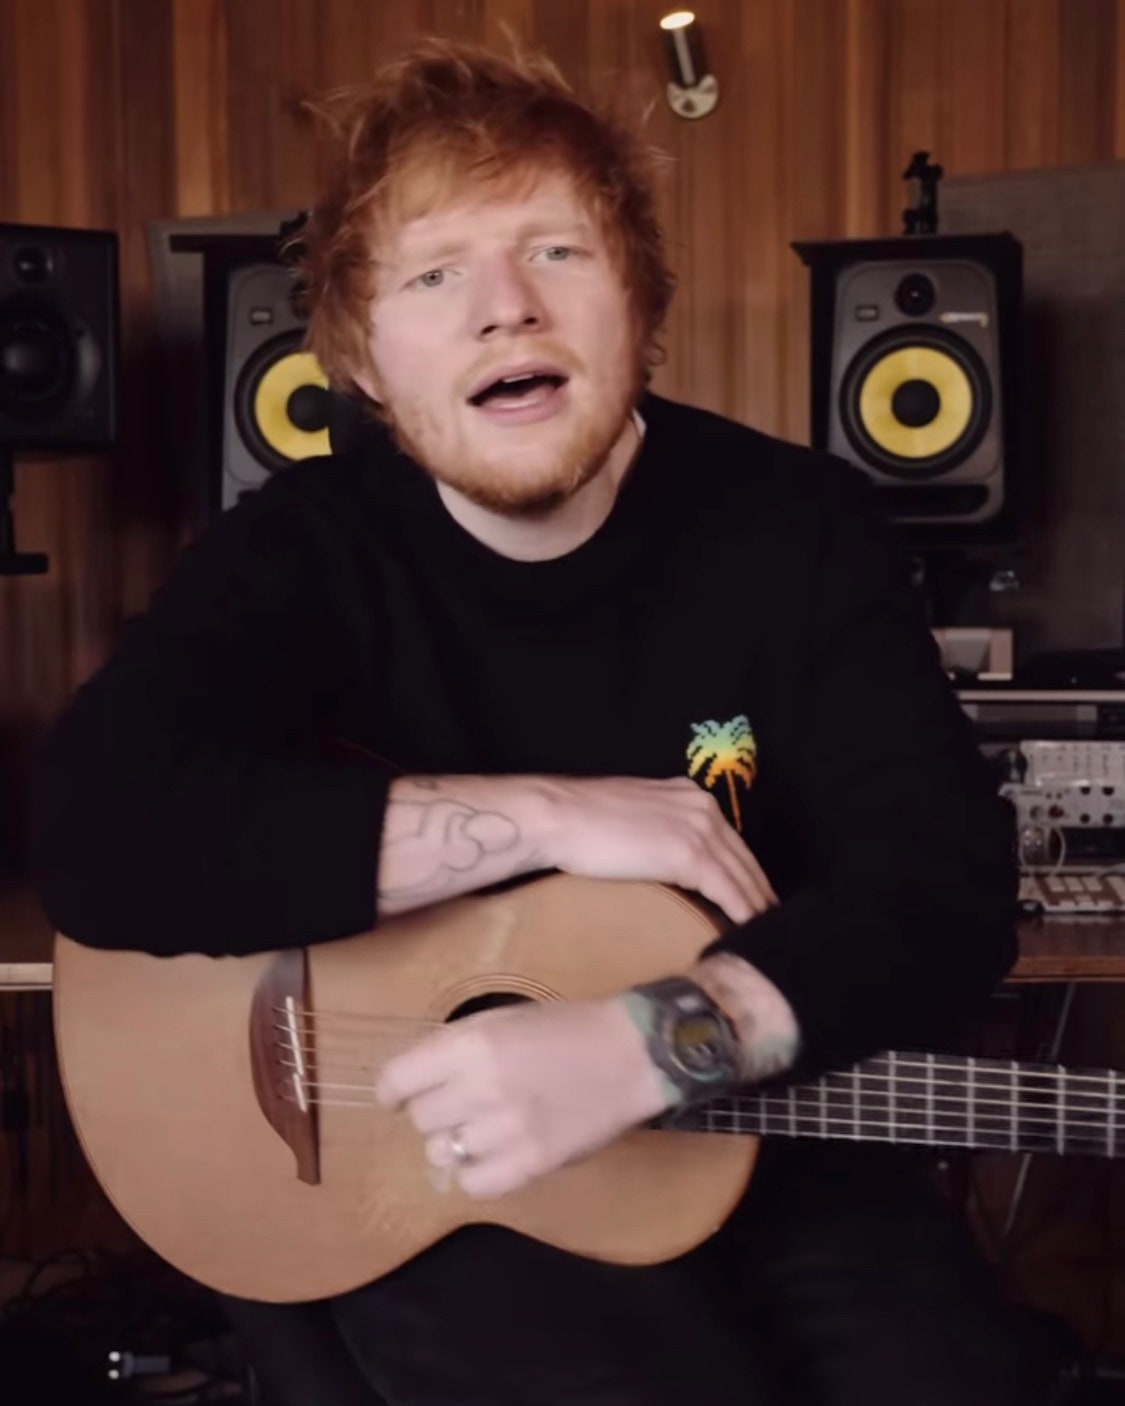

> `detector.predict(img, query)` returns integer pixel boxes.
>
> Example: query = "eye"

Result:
[537,246,573,262]
[415,268,446,288]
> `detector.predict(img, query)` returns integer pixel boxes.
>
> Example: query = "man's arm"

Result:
[687,951,801,1083]
[696,463,1017,1082]
[374,775,554,915]
[375,773,777,921]
[376,775,803,1094]
[31,484,394,958]
[34,495,777,959]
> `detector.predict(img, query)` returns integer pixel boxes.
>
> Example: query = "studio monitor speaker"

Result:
[793,233,1023,539]
[0,223,119,449]
[220,261,333,511]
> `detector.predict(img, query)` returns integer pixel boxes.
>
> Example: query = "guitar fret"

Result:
[684,1052,1125,1162]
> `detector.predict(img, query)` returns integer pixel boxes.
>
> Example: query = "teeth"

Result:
[470,371,563,406]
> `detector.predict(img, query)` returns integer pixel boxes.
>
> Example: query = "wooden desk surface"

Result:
[1009,914,1125,983]
[5,885,1125,988]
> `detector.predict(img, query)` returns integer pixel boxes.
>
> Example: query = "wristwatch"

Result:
[622,975,743,1109]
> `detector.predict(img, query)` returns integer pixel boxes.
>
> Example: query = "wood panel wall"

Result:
[3,0,1125,1331]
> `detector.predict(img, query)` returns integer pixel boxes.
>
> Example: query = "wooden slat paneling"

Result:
[942,0,1008,176]
[1006,0,1061,169]
[1059,0,1118,165]
[843,0,891,238]
[172,0,232,217]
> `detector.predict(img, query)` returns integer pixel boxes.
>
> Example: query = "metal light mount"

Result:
[660,11,719,120]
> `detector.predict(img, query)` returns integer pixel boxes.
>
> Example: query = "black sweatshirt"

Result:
[30,391,1017,1080]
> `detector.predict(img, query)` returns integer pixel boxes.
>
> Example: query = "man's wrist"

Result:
[687,953,800,1084]
[620,975,744,1110]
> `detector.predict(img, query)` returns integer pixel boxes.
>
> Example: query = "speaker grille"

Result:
[839,324,992,479]
[0,223,118,450]
[0,294,80,422]
[233,328,331,474]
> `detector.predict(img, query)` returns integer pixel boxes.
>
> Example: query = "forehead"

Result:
[375,168,598,262]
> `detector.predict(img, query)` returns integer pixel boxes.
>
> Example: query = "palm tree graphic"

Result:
[686,715,757,832]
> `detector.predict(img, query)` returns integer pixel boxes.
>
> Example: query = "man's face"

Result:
[361,169,643,515]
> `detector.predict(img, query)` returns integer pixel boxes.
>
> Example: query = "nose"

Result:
[472,257,546,339]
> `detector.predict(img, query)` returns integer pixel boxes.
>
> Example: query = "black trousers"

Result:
[221,1141,1063,1406]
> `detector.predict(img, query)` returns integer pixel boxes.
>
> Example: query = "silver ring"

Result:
[448,1129,471,1164]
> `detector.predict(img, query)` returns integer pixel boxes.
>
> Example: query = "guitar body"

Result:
[53,875,758,1303]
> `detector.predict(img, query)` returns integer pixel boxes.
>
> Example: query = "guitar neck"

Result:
[676,1051,1125,1159]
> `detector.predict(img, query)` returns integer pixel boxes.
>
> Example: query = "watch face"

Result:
[669,1010,727,1076]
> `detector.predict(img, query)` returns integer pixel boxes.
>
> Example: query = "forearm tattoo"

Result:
[378,780,527,907]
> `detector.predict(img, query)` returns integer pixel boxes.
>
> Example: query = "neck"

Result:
[435,413,642,562]
[672,1051,1125,1160]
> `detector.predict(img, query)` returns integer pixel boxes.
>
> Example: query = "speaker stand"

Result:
[0,450,48,576]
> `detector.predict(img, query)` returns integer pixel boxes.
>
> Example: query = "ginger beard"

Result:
[373,341,644,517]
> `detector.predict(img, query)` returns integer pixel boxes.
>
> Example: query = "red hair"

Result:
[292,37,675,394]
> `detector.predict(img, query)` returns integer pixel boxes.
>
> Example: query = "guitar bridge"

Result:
[249,949,321,1185]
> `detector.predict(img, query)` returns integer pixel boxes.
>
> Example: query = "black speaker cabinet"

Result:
[220,261,332,511]
[0,223,119,450]
[793,233,1024,540]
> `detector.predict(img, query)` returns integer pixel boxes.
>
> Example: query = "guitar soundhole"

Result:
[447,992,533,1022]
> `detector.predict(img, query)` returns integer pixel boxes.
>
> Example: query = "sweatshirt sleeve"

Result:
[30,478,393,958]
[703,464,1018,1080]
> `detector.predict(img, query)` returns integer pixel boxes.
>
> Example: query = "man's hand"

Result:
[541,776,777,925]
[374,951,801,1200]
[374,996,669,1200]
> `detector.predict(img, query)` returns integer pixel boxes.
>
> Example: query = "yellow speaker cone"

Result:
[857,345,973,460]
[252,350,331,462]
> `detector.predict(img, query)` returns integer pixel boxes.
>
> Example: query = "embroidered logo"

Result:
[686,715,758,832]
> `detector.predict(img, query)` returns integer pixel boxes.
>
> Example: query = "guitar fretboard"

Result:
[673,1052,1124,1159]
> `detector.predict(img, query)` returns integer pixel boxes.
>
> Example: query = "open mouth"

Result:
[468,371,569,409]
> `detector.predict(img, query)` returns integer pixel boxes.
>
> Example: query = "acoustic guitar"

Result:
[52,873,1124,1304]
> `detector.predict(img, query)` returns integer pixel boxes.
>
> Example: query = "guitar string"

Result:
[267,1041,1124,1097]
[272,1057,1121,1102]
[271,1014,1120,1092]
[272,1076,1122,1124]
[271,1090,1123,1145]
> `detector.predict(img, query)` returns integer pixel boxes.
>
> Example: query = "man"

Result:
[32,37,1051,1406]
